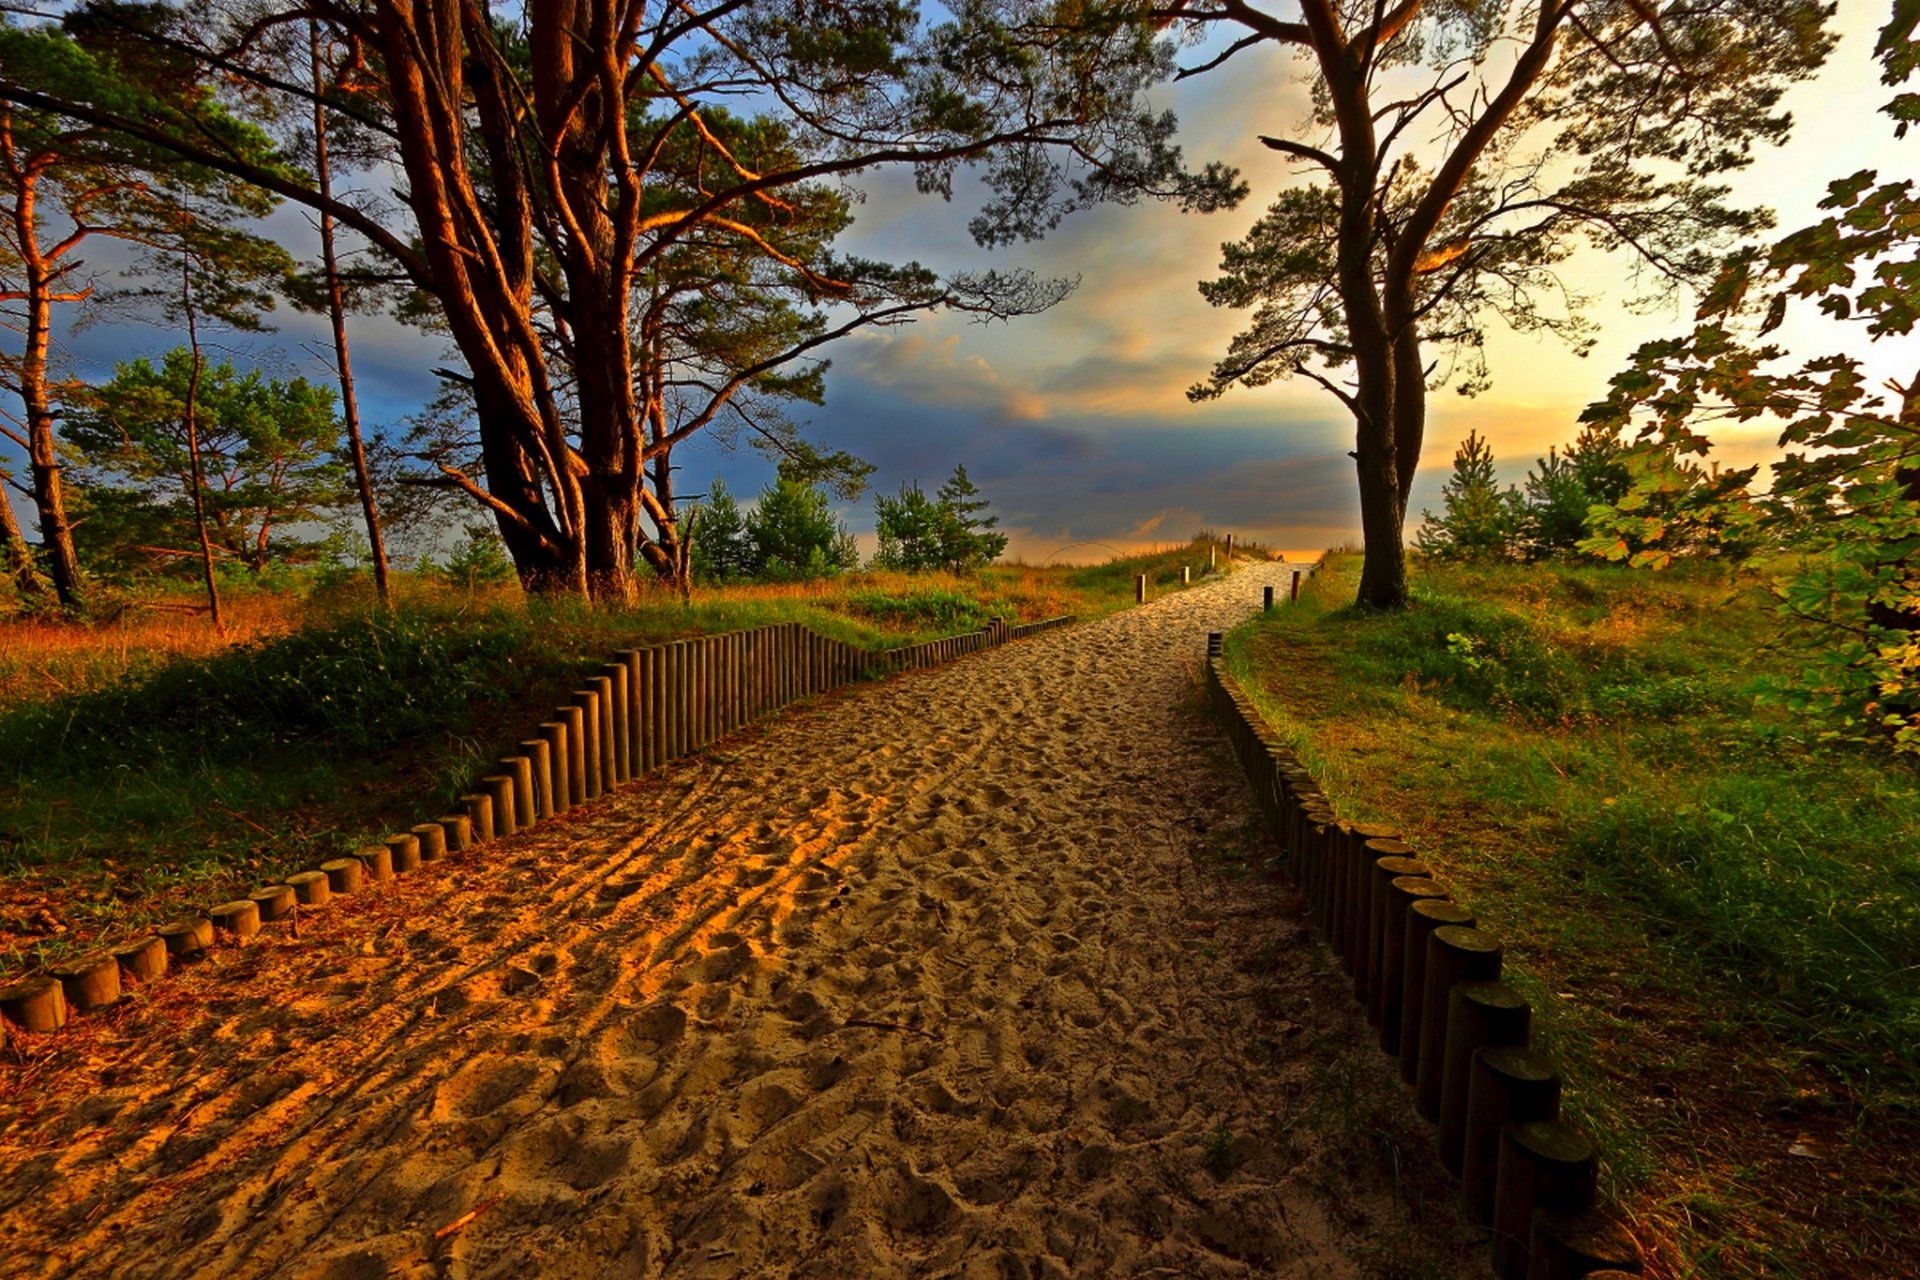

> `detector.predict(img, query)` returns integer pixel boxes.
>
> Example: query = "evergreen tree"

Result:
[1416,431,1522,561]
[746,464,857,581]
[872,481,949,572]
[934,464,1008,571]
[63,351,344,577]
[1520,423,1630,558]
[688,478,753,583]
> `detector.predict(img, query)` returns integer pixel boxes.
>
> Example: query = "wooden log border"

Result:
[1203,644,1645,1280]
[0,614,1078,1049]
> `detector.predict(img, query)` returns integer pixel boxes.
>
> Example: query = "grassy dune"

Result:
[1225,552,1920,1279]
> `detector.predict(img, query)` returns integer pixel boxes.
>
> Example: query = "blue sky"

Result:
[4,6,1907,566]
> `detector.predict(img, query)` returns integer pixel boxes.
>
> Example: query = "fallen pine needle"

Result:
[433,1193,505,1240]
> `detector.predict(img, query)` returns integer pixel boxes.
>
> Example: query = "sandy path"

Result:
[0,565,1475,1279]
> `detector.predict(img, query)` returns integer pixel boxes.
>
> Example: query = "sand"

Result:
[0,564,1478,1279]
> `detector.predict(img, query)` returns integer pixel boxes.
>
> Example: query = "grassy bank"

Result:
[1224,552,1920,1278]
[0,538,1252,975]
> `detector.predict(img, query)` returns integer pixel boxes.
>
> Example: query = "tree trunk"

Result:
[180,255,223,632]
[310,24,391,608]
[0,483,43,599]
[12,172,84,609]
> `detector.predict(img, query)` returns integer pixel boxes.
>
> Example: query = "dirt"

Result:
[0,565,1480,1279]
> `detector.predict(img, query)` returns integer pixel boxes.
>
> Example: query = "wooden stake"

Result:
[1439,980,1533,1172]
[114,935,167,983]
[1416,926,1504,1121]
[1400,900,1476,1085]
[51,953,120,1012]
[1463,1046,1561,1226]
[1493,1121,1598,1280]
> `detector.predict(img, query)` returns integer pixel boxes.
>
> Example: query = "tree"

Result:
[747,464,858,581]
[1577,441,1764,569]
[873,481,951,572]
[1582,2,1920,752]
[688,478,754,584]
[1519,421,1629,557]
[1415,430,1522,560]
[1,1,1214,600]
[1169,0,1834,608]
[935,464,1009,570]
[64,350,345,580]
[0,14,285,609]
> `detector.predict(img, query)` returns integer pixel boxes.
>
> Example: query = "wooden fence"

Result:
[1205,638,1643,1280]
[0,615,1073,1044]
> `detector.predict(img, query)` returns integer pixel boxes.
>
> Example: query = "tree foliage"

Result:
[1167,0,1835,608]
[745,463,858,581]
[1415,430,1521,560]
[874,464,1009,572]
[63,350,344,576]
[0,0,1221,600]
[1581,2,1920,753]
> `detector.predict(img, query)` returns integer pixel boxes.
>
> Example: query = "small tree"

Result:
[935,465,1009,572]
[64,351,344,578]
[1415,431,1522,561]
[688,478,754,584]
[746,465,857,581]
[1520,422,1631,558]
[872,481,950,572]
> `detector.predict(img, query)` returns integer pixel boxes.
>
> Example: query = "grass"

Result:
[1223,551,1920,1279]
[0,538,1247,976]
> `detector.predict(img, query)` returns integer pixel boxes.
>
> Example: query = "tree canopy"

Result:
[1169,0,1834,607]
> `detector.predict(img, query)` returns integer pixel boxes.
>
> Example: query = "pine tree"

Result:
[688,478,753,583]
[934,465,1008,572]
[746,464,856,581]
[872,481,949,572]
[1416,431,1521,561]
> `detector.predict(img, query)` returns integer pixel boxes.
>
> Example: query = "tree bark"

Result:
[179,253,223,632]
[309,24,391,608]
[7,160,84,608]
[0,480,42,599]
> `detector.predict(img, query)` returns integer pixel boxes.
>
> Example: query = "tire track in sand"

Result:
[0,564,1479,1279]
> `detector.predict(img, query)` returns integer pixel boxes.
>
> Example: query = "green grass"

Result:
[1223,552,1920,1278]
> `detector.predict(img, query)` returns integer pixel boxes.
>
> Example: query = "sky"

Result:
[2,4,1909,567]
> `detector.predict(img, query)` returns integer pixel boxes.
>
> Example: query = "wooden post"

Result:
[589,674,617,785]
[1182,565,1191,585]
[0,976,67,1032]
[1380,877,1450,1054]
[385,832,422,873]
[1343,823,1398,975]
[1226,532,1234,556]
[572,688,602,798]
[250,884,297,923]
[322,857,367,895]
[1291,569,1302,601]
[1264,585,1274,611]
[51,954,120,1012]
[1367,855,1428,1028]
[114,935,167,983]
[539,723,570,814]
[439,813,472,853]
[352,843,394,882]
[413,821,449,862]
[502,754,536,826]
[1526,1209,1642,1279]
[1209,545,1217,571]
[1439,980,1533,1172]
[287,870,331,907]
[1135,573,1147,603]
[1416,925,1504,1120]
[464,790,494,843]
[1492,1122,1598,1280]
[1463,1046,1562,1226]
[634,647,655,773]
[159,917,212,958]
[603,662,631,782]
[558,704,586,805]
[211,898,263,939]
[484,773,516,836]
[622,649,644,770]
[649,644,668,766]
[1400,900,1476,1084]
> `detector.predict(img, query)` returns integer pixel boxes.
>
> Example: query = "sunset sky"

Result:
[3,5,1907,567]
